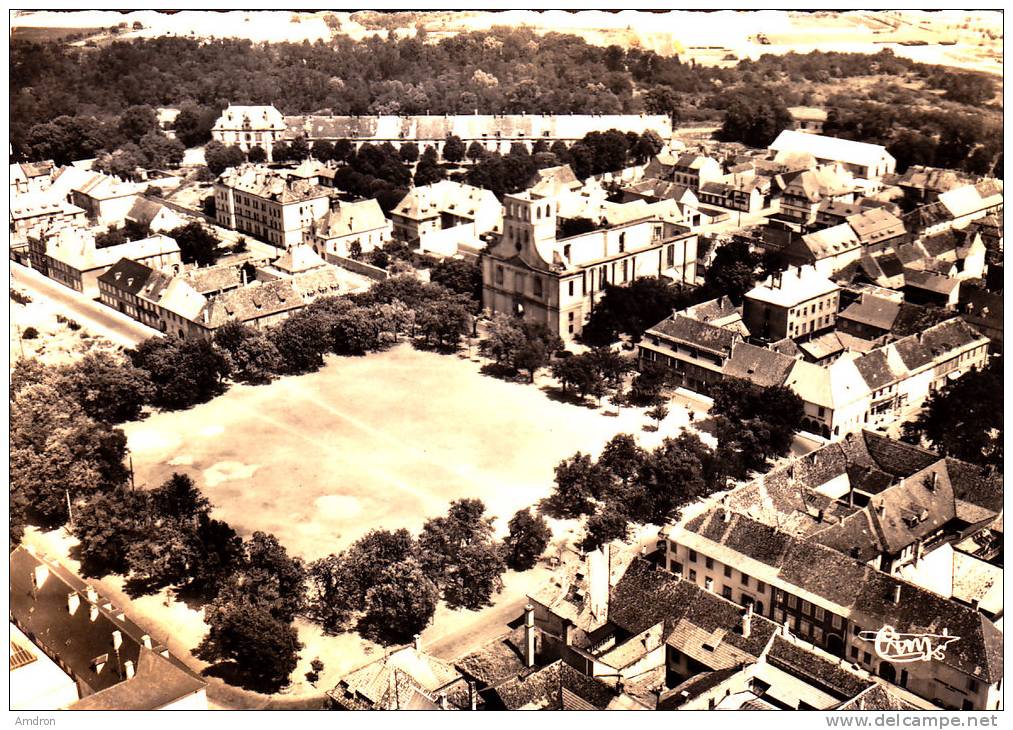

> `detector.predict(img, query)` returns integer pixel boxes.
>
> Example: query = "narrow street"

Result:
[11,262,160,348]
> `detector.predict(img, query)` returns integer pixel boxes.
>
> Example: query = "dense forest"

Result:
[10,30,1002,176]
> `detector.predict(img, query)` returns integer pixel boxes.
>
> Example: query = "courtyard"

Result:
[122,342,697,562]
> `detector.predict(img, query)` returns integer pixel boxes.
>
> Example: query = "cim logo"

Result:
[858,625,960,663]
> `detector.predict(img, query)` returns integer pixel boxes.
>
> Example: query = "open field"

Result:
[122,343,698,562]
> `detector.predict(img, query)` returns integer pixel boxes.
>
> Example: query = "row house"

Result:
[281,111,674,158]
[214,164,332,248]
[697,176,769,215]
[98,258,208,340]
[210,104,287,159]
[638,315,741,393]
[524,548,927,711]
[10,197,87,257]
[662,509,1003,710]
[30,227,181,298]
[10,546,207,710]
[482,190,697,341]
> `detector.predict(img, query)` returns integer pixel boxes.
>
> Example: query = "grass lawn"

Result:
[122,343,695,562]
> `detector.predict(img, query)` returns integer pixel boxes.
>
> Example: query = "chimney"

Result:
[468,681,477,711]
[142,634,152,649]
[524,604,536,668]
[112,630,123,651]
[413,633,422,651]
[124,660,135,679]
[892,584,902,604]
[742,604,753,638]
[68,592,81,615]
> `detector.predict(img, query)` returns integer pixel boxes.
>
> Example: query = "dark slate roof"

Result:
[9,547,201,703]
[68,648,206,710]
[838,295,901,331]
[201,279,305,328]
[861,431,941,477]
[648,315,739,355]
[853,349,899,391]
[97,257,157,296]
[125,196,165,226]
[866,461,955,554]
[657,667,741,709]
[837,683,921,711]
[767,636,872,700]
[490,661,615,710]
[684,511,1004,682]
[608,558,698,635]
[945,459,1003,515]
[902,201,953,232]
[723,342,796,388]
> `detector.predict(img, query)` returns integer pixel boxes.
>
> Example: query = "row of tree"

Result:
[539,377,806,550]
[9,359,304,692]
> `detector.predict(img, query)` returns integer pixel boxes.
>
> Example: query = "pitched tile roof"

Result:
[316,198,389,239]
[723,342,797,388]
[217,164,330,204]
[327,645,465,710]
[201,279,304,329]
[682,511,1003,682]
[767,636,871,699]
[491,661,615,710]
[647,315,739,356]
[67,648,206,710]
[838,294,901,331]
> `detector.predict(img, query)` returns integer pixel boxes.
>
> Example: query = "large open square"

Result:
[123,344,691,562]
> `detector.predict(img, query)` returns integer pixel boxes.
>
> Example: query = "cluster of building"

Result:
[326,425,1003,712]
[10,545,207,710]
[211,104,675,161]
[640,265,990,439]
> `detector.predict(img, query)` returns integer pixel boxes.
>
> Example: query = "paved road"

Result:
[11,263,160,348]
[423,593,530,662]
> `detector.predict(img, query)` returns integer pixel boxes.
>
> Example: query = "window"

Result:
[568,280,574,297]
[722,586,732,600]
[775,609,785,623]
[666,244,675,266]
[801,600,811,616]
[850,646,859,659]
[673,562,683,576]
[756,581,766,594]
[618,232,626,253]
[533,278,543,298]
[705,557,714,570]
[740,574,749,587]
[968,678,979,693]
[496,266,504,285]
[813,606,825,622]
[800,620,812,636]
[723,565,732,578]
[813,627,824,644]
[831,614,842,630]
[787,595,797,609]
[688,569,696,582]
[862,651,872,665]
[688,549,697,563]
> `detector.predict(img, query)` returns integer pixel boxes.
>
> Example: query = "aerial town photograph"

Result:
[7,6,1003,721]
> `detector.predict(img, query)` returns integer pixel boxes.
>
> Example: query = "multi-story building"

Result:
[98,258,208,339]
[210,104,287,159]
[10,160,56,196]
[482,190,697,341]
[30,227,181,298]
[282,112,674,157]
[214,164,332,248]
[742,266,841,343]
[10,197,87,253]
[661,508,1003,710]
[639,314,742,393]
[669,154,723,191]
[390,180,502,246]
[769,130,896,187]
[10,546,208,710]
[774,165,858,229]
[311,198,391,260]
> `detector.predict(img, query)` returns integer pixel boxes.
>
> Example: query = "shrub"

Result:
[21,327,39,340]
